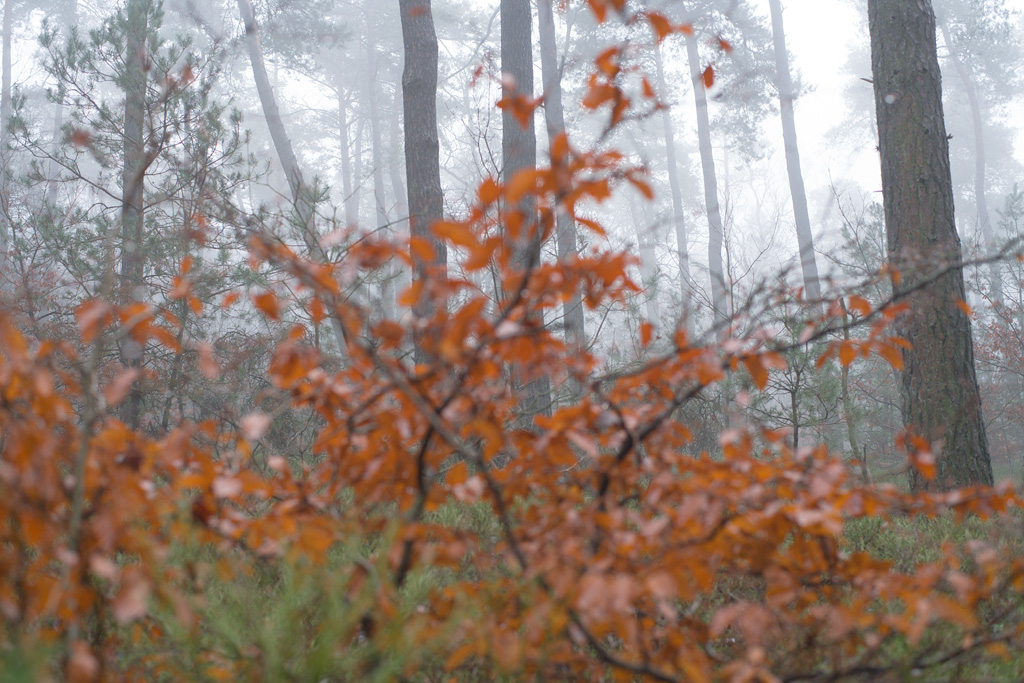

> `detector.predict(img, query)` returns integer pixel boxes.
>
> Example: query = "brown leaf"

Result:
[112,576,150,623]
[67,641,100,683]
[240,413,271,441]
[104,369,140,407]
[702,64,715,89]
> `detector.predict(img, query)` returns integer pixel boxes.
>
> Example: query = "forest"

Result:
[3,0,1024,679]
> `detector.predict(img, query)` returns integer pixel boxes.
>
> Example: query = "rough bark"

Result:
[868,0,992,489]
[769,0,822,305]
[537,0,584,353]
[119,0,147,430]
[684,33,727,327]
[399,0,447,364]
[938,16,1002,305]
[238,0,348,351]
[501,0,550,417]
[653,42,694,335]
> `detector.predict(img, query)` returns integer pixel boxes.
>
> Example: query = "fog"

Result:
[2,0,1023,478]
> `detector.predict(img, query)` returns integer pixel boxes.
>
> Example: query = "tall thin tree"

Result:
[937,14,1001,304]
[768,0,822,305]
[537,0,584,353]
[399,0,446,364]
[365,8,395,318]
[868,0,992,489]
[0,0,11,152]
[118,0,148,430]
[501,0,550,417]
[238,0,348,351]
[653,41,694,334]
[0,0,12,252]
[46,0,78,206]
[684,32,727,327]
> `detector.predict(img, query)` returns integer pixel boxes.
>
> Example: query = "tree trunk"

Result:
[388,80,409,232]
[839,300,872,484]
[119,0,147,430]
[769,0,822,306]
[630,199,662,330]
[239,0,312,235]
[0,0,11,252]
[399,0,447,364]
[501,0,550,418]
[46,0,78,206]
[684,33,727,327]
[389,78,411,311]
[937,16,1002,305]
[365,22,395,319]
[653,41,694,335]
[352,117,364,226]
[0,0,11,152]
[868,0,992,490]
[537,0,584,353]
[336,80,358,227]
[238,0,348,351]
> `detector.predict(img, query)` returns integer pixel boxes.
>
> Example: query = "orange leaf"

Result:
[838,341,857,367]
[169,275,191,300]
[149,326,182,352]
[702,65,715,89]
[577,216,607,237]
[640,321,654,347]
[586,0,608,22]
[848,294,872,317]
[641,76,656,99]
[582,80,618,110]
[253,291,280,320]
[399,280,424,308]
[104,369,140,407]
[505,168,541,203]
[628,174,654,200]
[550,132,570,164]
[595,47,620,76]
[743,356,768,390]
[479,177,502,204]
[447,461,469,486]
[647,12,673,43]
[309,297,325,324]
[875,342,905,370]
[76,299,112,343]
[433,220,476,248]
[410,236,437,264]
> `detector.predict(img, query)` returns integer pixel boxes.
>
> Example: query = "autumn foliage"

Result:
[3,5,1024,682]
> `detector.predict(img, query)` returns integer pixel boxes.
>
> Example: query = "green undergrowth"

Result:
[7,501,1024,681]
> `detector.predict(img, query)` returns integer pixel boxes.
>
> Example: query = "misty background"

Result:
[2,0,1023,478]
